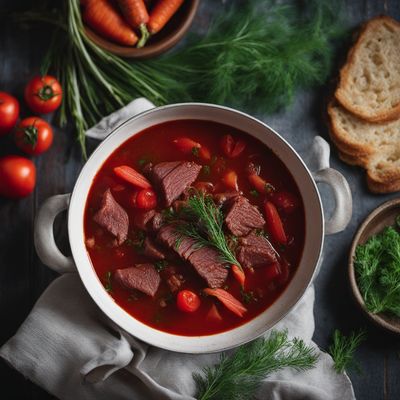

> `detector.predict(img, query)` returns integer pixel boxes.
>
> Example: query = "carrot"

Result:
[231,264,245,287]
[116,0,151,48]
[204,288,247,317]
[114,165,152,189]
[148,0,185,34]
[82,0,138,46]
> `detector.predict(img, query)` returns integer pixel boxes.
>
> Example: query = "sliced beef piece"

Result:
[157,224,228,288]
[150,212,164,232]
[133,210,156,231]
[225,196,265,236]
[152,161,202,206]
[188,247,228,288]
[157,224,198,259]
[142,237,166,260]
[93,189,129,245]
[214,191,241,206]
[236,231,277,268]
[114,264,160,297]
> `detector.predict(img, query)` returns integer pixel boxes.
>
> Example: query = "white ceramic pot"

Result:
[34,103,352,353]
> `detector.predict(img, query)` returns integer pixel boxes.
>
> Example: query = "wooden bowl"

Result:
[84,0,200,59]
[349,198,400,334]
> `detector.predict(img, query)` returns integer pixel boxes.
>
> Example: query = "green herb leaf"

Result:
[177,191,240,267]
[241,289,257,304]
[154,260,168,272]
[194,330,318,400]
[104,271,113,293]
[328,330,365,374]
[202,165,211,176]
[250,189,259,197]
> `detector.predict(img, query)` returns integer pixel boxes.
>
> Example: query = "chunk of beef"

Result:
[93,189,129,245]
[225,196,265,236]
[188,247,228,288]
[152,161,202,206]
[214,191,241,206]
[157,224,198,260]
[133,210,156,231]
[236,231,277,268]
[114,264,160,297]
[150,212,164,232]
[157,224,228,288]
[142,237,166,260]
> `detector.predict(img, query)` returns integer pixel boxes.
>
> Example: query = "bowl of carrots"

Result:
[81,0,200,59]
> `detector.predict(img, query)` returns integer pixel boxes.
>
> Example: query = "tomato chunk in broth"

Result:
[84,120,305,336]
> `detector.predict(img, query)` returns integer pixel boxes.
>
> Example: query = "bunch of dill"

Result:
[161,0,346,112]
[354,222,400,316]
[194,330,318,400]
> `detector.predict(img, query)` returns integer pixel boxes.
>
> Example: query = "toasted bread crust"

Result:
[335,16,400,123]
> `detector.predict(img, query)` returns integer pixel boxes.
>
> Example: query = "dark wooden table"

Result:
[1,1,399,399]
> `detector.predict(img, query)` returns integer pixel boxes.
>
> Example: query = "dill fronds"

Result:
[194,330,318,400]
[328,330,366,374]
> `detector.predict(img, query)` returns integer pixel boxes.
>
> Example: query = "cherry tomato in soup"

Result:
[24,75,62,114]
[136,189,157,209]
[176,290,201,313]
[0,156,36,198]
[15,117,53,155]
[0,92,19,135]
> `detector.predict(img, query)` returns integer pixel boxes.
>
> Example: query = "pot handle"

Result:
[310,137,352,235]
[34,194,76,274]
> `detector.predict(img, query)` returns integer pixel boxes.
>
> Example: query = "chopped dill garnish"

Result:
[138,156,150,167]
[104,271,113,293]
[127,230,146,252]
[250,189,259,197]
[154,260,168,272]
[328,330,366,374]
[194,330,318,400]
[202,165,211,175]
[192,146,200,157]
[354,224,400,316]
[162,207,176,222]
[241,289,257,304]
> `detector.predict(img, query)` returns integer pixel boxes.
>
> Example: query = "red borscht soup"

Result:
[84,120,305,336]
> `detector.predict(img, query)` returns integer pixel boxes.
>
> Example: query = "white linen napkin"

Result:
[0,99,356,400]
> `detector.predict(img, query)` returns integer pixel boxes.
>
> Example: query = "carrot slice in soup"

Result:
[204,288,247,317]
[114,165,151,189]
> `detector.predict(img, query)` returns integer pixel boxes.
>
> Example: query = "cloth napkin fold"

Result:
[1,99,356,400]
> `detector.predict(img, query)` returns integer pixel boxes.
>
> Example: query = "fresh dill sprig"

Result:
[328,330,365,374]
[194,330,318,400]
[103,271,113,293]
[178,192,240,267]
[354,225,400,316]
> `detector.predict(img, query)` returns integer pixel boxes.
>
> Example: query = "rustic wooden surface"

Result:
[0,1,399,399]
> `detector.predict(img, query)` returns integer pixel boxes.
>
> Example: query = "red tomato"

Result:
[220,134,246,158]
[15,117,53,155]
[136,189,157,209]
[176,290,201,313]
[271,191,298,214]
[0,92,19,135]
[24,75,62,114]
[0,156,36,198]
[264,201,287,244]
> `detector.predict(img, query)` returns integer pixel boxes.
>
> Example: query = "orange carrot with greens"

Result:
[116,0,151,47]
[204,288,247,317]
[82,0,138,46]
[148,0,185,34]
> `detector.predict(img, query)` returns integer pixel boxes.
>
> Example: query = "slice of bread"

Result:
[328,101,400,193]
[335,16,400,123]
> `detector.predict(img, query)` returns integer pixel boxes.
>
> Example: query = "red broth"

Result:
[84,120,305,336]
